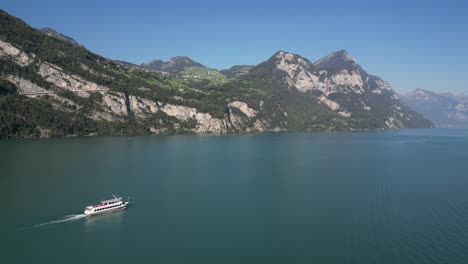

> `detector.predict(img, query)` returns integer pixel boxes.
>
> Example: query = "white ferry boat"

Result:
[84,195,129,216]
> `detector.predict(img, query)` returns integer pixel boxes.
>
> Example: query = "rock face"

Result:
[38,62,110,97]
[0,39,34,66]
[228,101,257,118]
[132,94,264,133]
[274,51,322,92]
[191,112,225,133]
[4,75,78,110]
[128,95,159,117]
[158,103,226,133]
[401,88,468,128]
[5,75,49,95]
[102,92,128,116]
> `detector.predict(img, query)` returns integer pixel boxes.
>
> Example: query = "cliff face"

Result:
[0,10,432,138]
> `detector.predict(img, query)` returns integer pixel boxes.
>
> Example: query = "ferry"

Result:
[84,195,129,216]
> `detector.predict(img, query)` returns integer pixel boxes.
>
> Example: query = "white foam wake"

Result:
[31,214,86,228]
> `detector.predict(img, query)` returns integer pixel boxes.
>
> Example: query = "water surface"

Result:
[2,129,468,263]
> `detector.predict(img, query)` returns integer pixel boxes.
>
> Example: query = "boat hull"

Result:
[84,202,129,216]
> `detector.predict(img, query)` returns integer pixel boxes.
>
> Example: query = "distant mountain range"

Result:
[401,88,468,128]
[0,10,432,138]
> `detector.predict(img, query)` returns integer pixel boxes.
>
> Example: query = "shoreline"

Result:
[0,127,443,141]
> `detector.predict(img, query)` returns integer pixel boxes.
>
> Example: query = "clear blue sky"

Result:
[2,0,468,94]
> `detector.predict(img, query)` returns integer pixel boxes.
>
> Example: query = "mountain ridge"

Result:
[0,10,432,138]
[141,56,206,72]
[40,27,82,47]
[246,50,432,129]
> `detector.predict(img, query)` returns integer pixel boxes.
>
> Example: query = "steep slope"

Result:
[141,56,206,72]
[401,88,468,127]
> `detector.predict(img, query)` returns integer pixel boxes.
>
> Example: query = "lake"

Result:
[1,129,468,263]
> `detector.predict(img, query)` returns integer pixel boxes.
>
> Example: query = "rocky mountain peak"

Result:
[168,56,195,63]
[274,50,304,61]
[272,51,314,70]
[274,50,294,59]
[314,49,359,71]
[247,50,433,129]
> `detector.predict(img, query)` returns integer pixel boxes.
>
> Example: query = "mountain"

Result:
[315,50,359,71]
[141,56,206,72]
[0,10,431,138]
[221,65,254,78]
[40,27,81,47]
[401,88,468,127]
[247,50,432,129]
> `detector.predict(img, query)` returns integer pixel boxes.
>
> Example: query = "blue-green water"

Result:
[1,129,468,263]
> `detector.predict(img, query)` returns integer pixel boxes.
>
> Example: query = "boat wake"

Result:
[30,214,86,229]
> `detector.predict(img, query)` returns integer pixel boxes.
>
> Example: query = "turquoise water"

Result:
[1,129,468,263]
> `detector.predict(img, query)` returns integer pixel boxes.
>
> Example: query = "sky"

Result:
[1,0,468,94]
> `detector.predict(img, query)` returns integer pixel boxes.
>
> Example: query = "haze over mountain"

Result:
[401,89,468,128]
[0,10,431,138]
